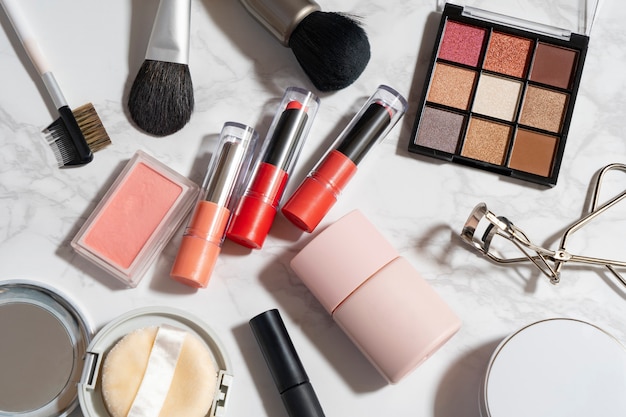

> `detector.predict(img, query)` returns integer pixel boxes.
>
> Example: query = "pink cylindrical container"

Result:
[290,210,461,383]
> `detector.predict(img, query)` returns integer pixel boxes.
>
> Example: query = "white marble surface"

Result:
[1,0,626,416]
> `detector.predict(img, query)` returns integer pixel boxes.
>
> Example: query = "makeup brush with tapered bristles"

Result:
[239,0,371,92]
[0,0,111,167]
[128,0,194,137]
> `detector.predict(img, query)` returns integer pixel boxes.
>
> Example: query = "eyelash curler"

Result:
[460,163,626,288]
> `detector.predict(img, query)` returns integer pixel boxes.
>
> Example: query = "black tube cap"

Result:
[249,309,326,417]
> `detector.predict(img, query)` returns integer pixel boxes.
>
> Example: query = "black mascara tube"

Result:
[249,309,326,417]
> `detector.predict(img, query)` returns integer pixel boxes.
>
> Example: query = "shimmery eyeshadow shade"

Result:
[530,43,578,89]
[483,32,533,78]
[438,21,486,67]
[472,74,522,121]
[427,63,477,110]
[461,118,511,164]
[408,3,590,187]
[520,86,568,133]
[508,129,558,177]
[414,106,465,153]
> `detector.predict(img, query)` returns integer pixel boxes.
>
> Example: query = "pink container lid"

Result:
[290,210,398,313]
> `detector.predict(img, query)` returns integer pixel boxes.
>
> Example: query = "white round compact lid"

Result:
[483,318,626,417]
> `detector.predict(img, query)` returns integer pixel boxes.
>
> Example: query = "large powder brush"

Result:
[239,0,371,92]
[128,0,194,137]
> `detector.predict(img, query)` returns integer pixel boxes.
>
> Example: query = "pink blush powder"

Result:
[83,162,183,269]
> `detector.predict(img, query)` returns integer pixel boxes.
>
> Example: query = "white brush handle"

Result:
[239,0,320,46]
[145,0,191,64]
[0,0,68,108]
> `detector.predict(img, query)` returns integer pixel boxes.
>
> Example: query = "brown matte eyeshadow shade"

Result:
[461,118,511,165]
[508,129,558,177]
[427,63,477,110]
[414,106,465,153]
[483,32,533,78]
[520,86,568,133]
[530,43,577,89]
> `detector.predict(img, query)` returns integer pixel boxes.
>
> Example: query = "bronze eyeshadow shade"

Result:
[408,3,590,187]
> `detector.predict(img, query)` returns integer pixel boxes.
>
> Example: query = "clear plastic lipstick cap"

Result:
[330,84,408,159]
[199,122,259,212]
[226,87,319,248]
[257,86,320,175]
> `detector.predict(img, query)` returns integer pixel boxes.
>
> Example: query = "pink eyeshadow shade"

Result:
[438,21,486,67]
[83,162,183,268]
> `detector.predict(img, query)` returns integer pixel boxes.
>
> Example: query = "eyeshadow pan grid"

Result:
[409,3,590,186]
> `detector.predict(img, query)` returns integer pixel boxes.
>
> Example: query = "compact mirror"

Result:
[0,281,91,417]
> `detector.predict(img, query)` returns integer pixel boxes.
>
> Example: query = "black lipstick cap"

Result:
[249,309,326,417]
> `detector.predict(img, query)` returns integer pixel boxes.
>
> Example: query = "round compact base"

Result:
[78,306,233,417]
[0,280,91,417]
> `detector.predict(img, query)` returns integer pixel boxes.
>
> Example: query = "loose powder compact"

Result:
[0,281,233,417]
[409,1,599,186]
[79,307,233,417]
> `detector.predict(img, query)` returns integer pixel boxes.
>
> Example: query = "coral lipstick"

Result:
[227,87,319,249]
[170,122,258,288]
[282,85,407,233]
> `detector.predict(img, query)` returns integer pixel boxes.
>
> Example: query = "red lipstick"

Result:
[227,87,319,249]
[282,85,408,233]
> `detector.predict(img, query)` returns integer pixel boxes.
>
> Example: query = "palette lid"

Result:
[481,318,626,417]
[440,0,601,38]
[78,306,233,417]
[0,280,92,417]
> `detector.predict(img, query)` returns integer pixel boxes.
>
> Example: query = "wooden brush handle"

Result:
[239,0,320,46]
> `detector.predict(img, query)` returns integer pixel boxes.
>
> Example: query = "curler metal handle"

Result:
[461,164,626,289]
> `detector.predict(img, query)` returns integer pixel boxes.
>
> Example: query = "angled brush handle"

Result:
[145,0,191,65]
[239,0,320,46]
[0,0,67,108]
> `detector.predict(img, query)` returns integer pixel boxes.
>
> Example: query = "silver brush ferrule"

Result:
[239,0,321,46]
[145,0,191,64]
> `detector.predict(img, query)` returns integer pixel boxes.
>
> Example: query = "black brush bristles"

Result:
[289,12,371,92]
[44,103,111,168]
[128,59,194,137]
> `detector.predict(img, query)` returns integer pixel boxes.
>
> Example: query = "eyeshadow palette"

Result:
[409,2,593,186]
